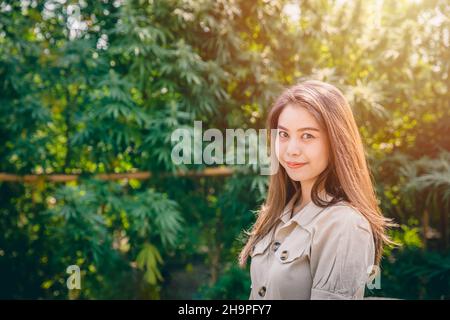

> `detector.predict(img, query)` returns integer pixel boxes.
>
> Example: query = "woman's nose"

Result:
[286,138,302,157]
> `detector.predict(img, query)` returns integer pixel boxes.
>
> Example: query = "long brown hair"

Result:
[238,80,396,268]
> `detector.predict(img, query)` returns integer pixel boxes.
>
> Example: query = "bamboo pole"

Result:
[0,167,234,183]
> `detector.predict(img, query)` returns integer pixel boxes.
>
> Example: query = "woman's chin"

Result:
[285,171,306,181]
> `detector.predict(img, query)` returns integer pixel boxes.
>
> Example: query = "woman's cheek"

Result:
[313,145,329,170]
[274,138,283,162]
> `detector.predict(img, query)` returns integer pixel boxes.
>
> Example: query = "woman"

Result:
[239,80,396,300]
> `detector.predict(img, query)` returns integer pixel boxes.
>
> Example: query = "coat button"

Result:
[272,241,281,252]
[258,286,266,297]
[280,250,289,260]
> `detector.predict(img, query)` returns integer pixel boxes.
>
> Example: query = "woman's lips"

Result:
[286,161,308,169]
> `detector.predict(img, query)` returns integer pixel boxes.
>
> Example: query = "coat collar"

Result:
[279,192,336,227]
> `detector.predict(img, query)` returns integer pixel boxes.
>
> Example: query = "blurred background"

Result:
[0,0,449,299]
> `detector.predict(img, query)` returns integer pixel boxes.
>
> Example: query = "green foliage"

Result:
[196,266,251,300]
[384,219,423,255]
[0,0,449,299]
[136,243,164,286]
[366,247,450,300]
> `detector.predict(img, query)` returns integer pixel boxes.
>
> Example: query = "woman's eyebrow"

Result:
[277,125,320,132]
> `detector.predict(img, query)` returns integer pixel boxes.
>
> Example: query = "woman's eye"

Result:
[302,133,314,140]
[278,131,288,138]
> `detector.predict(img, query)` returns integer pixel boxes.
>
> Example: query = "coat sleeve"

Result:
[309,206,376,300]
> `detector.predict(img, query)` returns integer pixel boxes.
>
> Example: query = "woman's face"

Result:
[275,104,330,183]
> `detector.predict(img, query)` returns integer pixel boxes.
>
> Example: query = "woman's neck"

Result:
[290,186,328,216]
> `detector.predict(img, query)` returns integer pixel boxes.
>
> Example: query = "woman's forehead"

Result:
[278,104,321,131]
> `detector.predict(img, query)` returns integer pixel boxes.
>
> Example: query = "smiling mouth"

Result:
[286,161,308,168]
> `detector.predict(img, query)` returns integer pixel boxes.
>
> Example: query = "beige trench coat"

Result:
[249,193,375,300]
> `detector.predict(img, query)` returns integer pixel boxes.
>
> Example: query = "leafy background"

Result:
[0,0,449,299]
